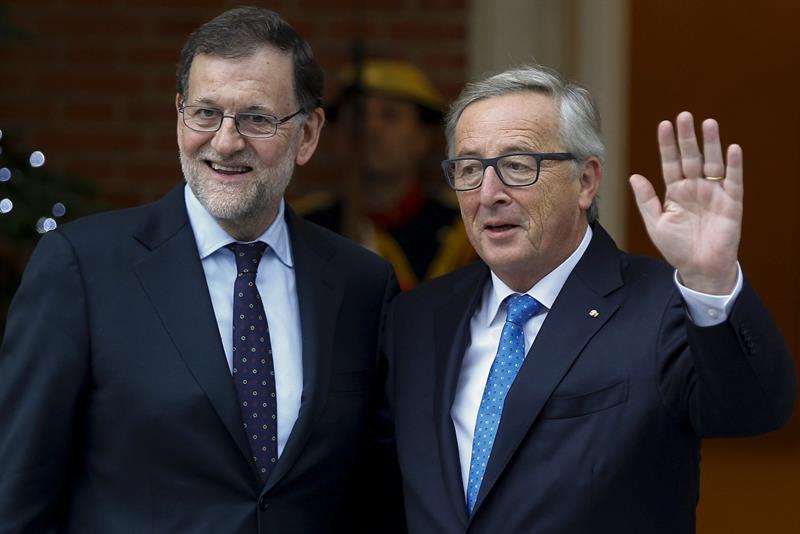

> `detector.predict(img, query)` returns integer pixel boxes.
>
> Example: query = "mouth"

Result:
[486,223,517,231]
[483,222,520,238]
[206,161,253,176]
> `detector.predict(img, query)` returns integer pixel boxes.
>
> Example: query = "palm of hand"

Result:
[629,112,743,294]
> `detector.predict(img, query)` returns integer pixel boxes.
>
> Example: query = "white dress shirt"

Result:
[450,225,743,495]
[184,186,302,457]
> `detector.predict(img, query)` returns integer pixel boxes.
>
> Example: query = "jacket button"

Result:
[259,496,269,511]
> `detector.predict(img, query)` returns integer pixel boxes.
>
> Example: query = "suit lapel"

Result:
[262,208,344,493]
[471,225,624,515]
[132,185,253,467]
[433,262,490,525]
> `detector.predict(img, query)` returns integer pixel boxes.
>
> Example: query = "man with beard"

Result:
[0,7,400,533]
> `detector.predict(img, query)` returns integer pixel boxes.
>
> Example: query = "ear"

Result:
[175,94,184,139]
[295,107,326,166]
[577,156,602,211]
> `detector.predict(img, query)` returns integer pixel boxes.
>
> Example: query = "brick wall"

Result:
[0,0,468,208]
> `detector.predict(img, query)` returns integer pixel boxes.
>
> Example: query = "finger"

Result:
[723,144,744,201]
[657,120,683,186]
[629,174,663,229]
[702,118,725,178]
[676,111,703,179]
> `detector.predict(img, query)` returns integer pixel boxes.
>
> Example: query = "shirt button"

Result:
[706,308,719,319]
[259,496,269,511]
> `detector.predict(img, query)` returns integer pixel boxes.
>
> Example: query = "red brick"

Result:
[100,188,144,209]
[126,162,181,182]
[38,72,145,94]
[297,0,405,10]
[149,74,179,94]
[388,20,465,40]
[154,16,212,38]
[36,0,111,5]
[0,0,466,208]
[326,20,360,39]
[421,52,466,70]
[439,81,465,100]
[122,0,232,7]
[0,44,56,66]
[34,131,144,152]
[64,46,120,65]
[2,1,32,10]
[123,102,175,122]
[0,100,56,122]
[57,160,115,182]
[63,102,118,122]
[326,19,387,40]
[412,0,466,10]
[315,50,355,71]
[287,17,318,38]
[37,14,147,37]
[126,46,180,66]
[154,133,179,151]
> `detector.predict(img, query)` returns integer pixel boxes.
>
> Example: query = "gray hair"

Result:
[444,65,604,223]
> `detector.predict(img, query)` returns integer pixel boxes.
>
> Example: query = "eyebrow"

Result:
[190,97,218,107]
[189,97,276,114]
[455,144,537,158]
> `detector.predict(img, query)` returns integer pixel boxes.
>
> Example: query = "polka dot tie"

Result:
[227,241,277,485]
[466,293,543,514]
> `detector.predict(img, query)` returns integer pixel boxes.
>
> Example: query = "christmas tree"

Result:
[0,3,101,326]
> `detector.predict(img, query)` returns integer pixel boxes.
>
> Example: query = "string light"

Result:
[29,150,46,168]
[35,216,57,233]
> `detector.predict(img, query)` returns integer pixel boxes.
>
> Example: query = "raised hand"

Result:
[629,111,742,295]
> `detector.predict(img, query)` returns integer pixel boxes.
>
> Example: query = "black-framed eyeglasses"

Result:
[179,105,305,138]
[441,152,575,191]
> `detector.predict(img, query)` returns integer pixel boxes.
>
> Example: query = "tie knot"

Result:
[226,241,268,274]
[505,293,543,326]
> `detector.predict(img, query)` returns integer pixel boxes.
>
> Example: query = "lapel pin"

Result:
[589,309,599,318]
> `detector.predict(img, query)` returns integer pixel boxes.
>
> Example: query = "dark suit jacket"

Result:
[0,184,398,533]
[385,224,795,533]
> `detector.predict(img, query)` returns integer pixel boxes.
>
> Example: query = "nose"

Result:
[478,164,510,206]
[210,116,246,156]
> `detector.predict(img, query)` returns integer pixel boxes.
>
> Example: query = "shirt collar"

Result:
[184,184,294,268]
[484,225,593,327]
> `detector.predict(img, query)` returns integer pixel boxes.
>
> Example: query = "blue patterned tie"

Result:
[227,241,277,485]
[466,293,543,513]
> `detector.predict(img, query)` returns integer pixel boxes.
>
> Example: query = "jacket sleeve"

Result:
[658,280,796,437]
[0,230,90,533]
[333,264,407,533]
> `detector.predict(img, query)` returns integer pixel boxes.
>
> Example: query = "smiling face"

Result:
[454,91,600,291]
[177,46,324,239]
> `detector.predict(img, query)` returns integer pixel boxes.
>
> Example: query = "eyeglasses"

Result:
[179,105,305,138]
[441,152,575,191]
